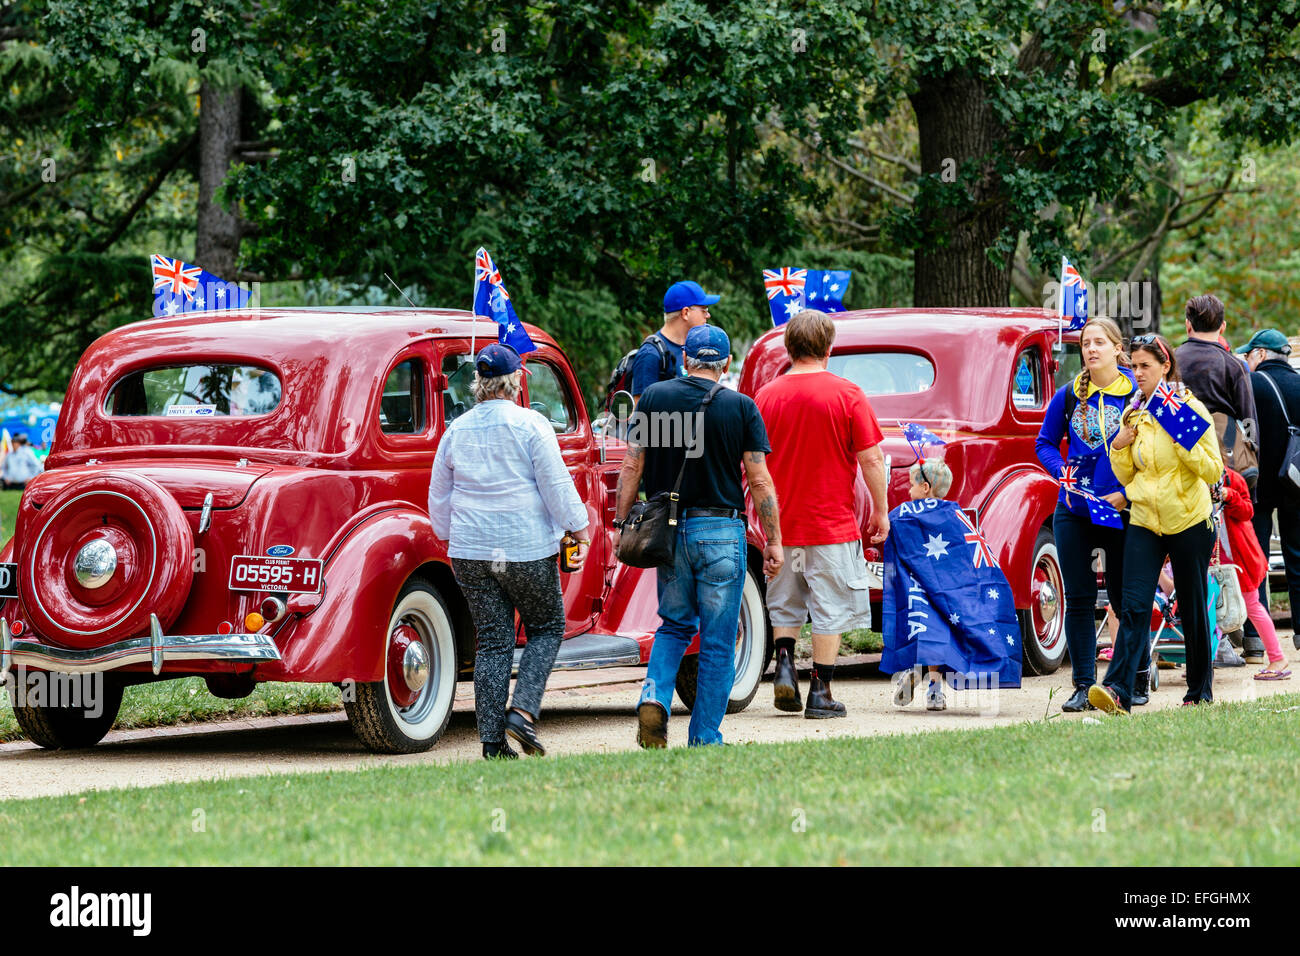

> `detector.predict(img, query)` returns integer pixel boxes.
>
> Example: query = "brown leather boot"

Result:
[772,646,803,712]
[805,674,847,719]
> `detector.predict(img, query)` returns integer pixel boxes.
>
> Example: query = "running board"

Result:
[512,632,641,674]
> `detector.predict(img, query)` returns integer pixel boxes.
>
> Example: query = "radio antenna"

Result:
[383,273,418,308]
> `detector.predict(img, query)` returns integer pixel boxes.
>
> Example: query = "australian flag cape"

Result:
[881,498,1022,688]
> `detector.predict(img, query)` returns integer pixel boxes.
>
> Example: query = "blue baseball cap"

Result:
[663,280,721,313]
[475,342,531,377]
[685,324,731,361]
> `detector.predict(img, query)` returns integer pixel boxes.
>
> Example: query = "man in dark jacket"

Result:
[1239,329,1300,649]
[1175,293,1259,458]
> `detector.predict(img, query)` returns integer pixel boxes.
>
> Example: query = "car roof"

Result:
[749,307,1067,352]
[97,307,559,354]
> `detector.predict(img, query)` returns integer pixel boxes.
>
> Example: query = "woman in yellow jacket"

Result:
[1090,334,1224,714]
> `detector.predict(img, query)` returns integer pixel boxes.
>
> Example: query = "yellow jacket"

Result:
[1109,387,1223,536]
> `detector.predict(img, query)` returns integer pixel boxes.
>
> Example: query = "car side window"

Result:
[1054,343,1083,392]
[442,353,477,424]
[380,359,425,434]
[527,361,576,434]
[1012,347,1044,409]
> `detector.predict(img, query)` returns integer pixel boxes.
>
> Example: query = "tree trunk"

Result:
[195,81,241,277]
[908,70,1010,307]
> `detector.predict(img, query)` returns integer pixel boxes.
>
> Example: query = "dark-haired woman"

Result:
[1091,334,1223,714]
[1036,317,1139,712]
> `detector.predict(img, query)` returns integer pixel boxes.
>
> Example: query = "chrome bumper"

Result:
[0,614,281,679]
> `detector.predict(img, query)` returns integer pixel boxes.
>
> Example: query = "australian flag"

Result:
[1149,380,1210,450]
[762,267,851,326]
[902,421,946,453]
[473,247,537,354]
[151,254,251,317]
[1061,455,1123,528]
[881,498,1022,687]
[1060,256,1088,330]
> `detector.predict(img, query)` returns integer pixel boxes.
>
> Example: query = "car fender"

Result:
[975,467,1060,609]
[259,506,446,683]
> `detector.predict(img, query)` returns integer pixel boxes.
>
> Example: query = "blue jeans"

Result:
[640,516,745,746]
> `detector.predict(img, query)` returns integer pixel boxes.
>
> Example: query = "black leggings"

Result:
[1107,518,1215,707]
[1053,505,1127,689]
[452,555,566,743]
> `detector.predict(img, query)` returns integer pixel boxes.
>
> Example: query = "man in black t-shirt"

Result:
[614,324,783,749]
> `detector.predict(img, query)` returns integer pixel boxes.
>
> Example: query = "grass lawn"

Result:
[2,693,1297,865]
[0,487,19,544]
[0,677,342,742]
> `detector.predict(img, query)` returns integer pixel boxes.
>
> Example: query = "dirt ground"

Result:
[3,640,1296,802]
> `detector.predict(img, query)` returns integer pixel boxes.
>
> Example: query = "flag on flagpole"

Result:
[150,254,251,317]
[1060,256,1088,331]
[473,247,537,355]
[762,268,851,326]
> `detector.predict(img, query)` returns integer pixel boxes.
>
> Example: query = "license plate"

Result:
[0,563,16,599]
[866,561,884,587]
[228,555,323,594]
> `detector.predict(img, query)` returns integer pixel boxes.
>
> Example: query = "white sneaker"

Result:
[925,681,946,711]
[893,669,918,706]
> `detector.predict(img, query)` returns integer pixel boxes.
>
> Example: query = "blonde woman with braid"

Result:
[1036,318,1140,712]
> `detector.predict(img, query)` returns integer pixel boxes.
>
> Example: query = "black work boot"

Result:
[1061,685,1093,712]
[772,646,803,712]
[1131,669,1150,707]
[804,673,847,719]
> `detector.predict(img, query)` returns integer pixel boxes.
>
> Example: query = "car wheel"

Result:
[676,564,770,715]
[1021,526,1067,676]
[10,671,125,749]
[345,579,457,754]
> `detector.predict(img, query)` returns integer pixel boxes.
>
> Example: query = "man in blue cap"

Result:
[1240,328,1300,650]
[615,324,784,747]
[629,280,719,401]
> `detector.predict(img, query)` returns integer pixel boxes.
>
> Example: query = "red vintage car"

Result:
[738,307,1084,675]
[0,308,772,752]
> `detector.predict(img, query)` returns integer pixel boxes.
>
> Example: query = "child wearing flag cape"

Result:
[883,456,1021,713]
[1091,334,1223,714]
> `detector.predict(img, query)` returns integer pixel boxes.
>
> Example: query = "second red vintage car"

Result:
[738,307,1085,675]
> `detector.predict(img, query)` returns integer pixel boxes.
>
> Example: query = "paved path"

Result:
[3,643,1296,801]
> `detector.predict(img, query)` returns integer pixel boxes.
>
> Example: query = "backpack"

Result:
[606,334,673,407]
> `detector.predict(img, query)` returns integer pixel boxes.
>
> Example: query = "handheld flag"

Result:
[762,267,851,326]
[1060,257,1088,331]
[1148,380,1210,450]
[881,498,1021,688]
[151,255,251,317]
[1060,455,1123,528]
[901,421,946,465]
[473,247,537,355]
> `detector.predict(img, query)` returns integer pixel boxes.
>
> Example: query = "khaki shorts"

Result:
[766,541,872,634]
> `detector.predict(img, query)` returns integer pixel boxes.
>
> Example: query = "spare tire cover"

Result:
[18,473,194,649]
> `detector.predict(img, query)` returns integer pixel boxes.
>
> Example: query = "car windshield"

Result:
[827,351,935,396]
[106,365,282,417]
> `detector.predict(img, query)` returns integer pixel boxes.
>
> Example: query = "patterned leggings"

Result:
[451,555,566,743]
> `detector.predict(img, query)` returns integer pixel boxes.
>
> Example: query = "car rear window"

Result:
[105,365,282,417]
[826,351,935,396]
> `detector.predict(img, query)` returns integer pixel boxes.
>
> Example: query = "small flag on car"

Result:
[473,247,537,354]
[151,254,251,317]
[1060,256,1088,331]
[762,268,851,326]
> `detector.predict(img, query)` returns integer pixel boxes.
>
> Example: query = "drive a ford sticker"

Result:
[0,563,16,599]
[164,403,217,417]
[266,545,295,557]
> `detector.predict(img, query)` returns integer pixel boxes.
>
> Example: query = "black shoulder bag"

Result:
[1258,371,1300,494]
[616,382,723,569]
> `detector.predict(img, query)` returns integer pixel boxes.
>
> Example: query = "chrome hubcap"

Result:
[402,640,429,693]
[1037,579,1058,623]
[73,538,118,589]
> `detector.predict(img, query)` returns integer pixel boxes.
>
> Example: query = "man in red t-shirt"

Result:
[755,309,889,718]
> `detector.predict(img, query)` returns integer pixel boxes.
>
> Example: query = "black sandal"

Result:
[505,710,546,756]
